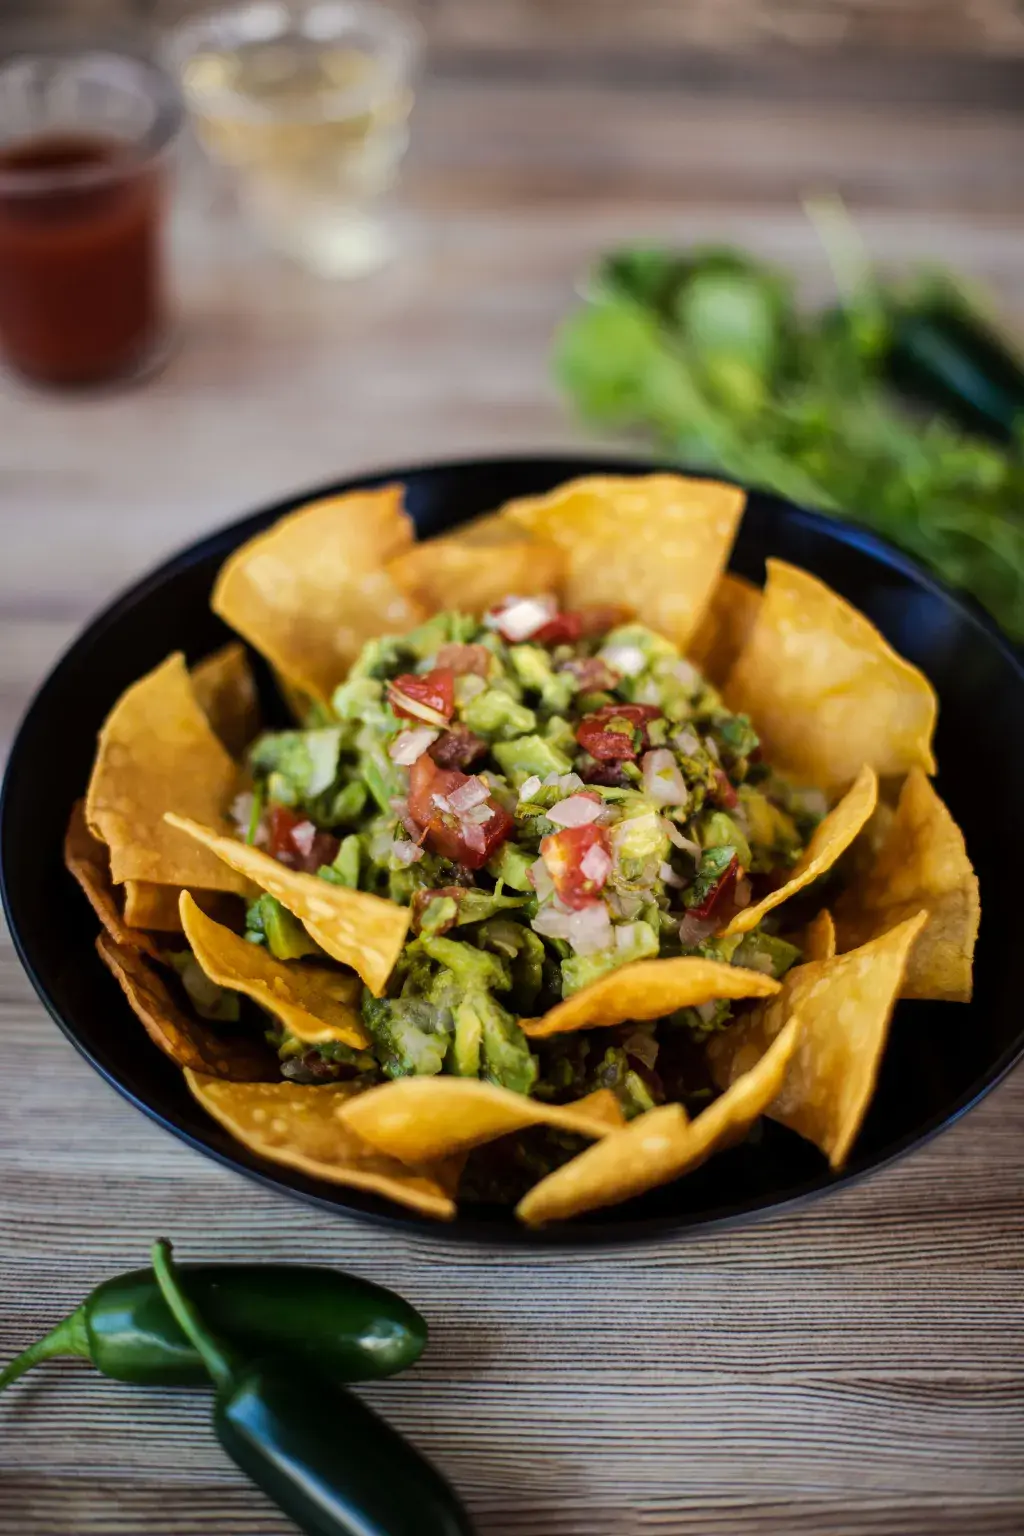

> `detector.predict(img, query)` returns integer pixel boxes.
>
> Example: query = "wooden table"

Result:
[1,74,1023,1536]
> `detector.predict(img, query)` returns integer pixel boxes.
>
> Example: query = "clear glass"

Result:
[172,0,421,278]
[0,48,182,387]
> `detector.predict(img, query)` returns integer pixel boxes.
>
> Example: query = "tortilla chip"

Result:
[84,653,248,895]
[687,571,762,688]
[725,560,937,795]
[517,1015,801,1225]
[834,770,978,1002]
[339,1078,624,1164]
[723,765,878,936]
[191,642,260,758]
[164,815,409,997]
[802,909,836,963]
[96,933,272,1079]
[64,801,162,959]
[707,912,928,1168]
[501,474,746,650]
[521,957,780,1040]
[387,516,567,616]
[180,892,369,1048]
[184,1073,456,1219]
[212,486,426,704]
[122,881,240,933]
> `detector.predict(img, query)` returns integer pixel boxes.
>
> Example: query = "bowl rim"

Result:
[3,451,1022,1248]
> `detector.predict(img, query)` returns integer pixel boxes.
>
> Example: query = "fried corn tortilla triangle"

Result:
[338,1078,625,1163]
[501,474,746,649]
[180,892,369,1048]
[517,1016,801,1226]
[801,908,837,963]
[521,956,780,1040]
[122,881,239,933]
[725,560,937,795]
[212,486,427,704]
[707,912,928,1168]
[687,570,762,688]
[96,933,272,1079]
[184,1072,457,1220]
[722,765,878,936]
[834,770,978,1002]
[387,514,567,616]
[191,641,261,758]
[165,815,409,997]
[64,801,161,959]
[85,653,249,895]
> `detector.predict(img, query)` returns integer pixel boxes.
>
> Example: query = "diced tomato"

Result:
[267,804,304,860]
[687,853,739,921]
[407,753,513,870]
[539,823,612,910]
[532,611,584,646]
[712,768,739,810]
[388,668,455,724]
[575,702,662,762]
[267,805,338,873]
[434,643,491,677]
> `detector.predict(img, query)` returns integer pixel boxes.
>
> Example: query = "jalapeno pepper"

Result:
[150,1240,475,1536]
[0,1264,426,1394]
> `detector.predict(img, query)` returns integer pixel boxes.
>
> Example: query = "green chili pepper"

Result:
[0,1264,426,1394]
[150,1240,475,1536]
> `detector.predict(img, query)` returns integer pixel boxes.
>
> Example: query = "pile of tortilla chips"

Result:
[67,473,979,1225]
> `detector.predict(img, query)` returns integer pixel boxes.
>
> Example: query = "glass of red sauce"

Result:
[0,48,182,388]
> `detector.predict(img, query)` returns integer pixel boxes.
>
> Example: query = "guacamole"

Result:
[232,594,820,1129]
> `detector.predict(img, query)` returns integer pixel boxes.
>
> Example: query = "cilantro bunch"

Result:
[554,235,1024,641]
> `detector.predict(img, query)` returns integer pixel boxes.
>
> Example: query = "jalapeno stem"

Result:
[0,1307,91,1394]
[150,1239,237,1389]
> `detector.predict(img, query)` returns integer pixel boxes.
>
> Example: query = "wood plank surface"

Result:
[1,76,1023,1536]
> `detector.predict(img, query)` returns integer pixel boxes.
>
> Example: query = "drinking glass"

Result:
[172,0,421,278]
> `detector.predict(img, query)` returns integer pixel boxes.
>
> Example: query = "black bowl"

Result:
[3,455,1021,1245]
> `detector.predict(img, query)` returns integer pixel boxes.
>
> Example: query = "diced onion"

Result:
[660,818,701,859]
[391,839,424,866]
[790,786,829,819]
[579,843,612,885]
[696,1001,719,1026]
[387,687,448,729]
[659,860,684,889]
[704,736,721,764]
[642,749,689,807]
[447,776,490,815]
[542,771,584,794]
[389,727,439,765]
[484,595,557,642]
[518,774,543,802]
[567,902,613,955]
[432,792,453,813]
[673,728,701,757]
[599,643,646,677]
[529,857,555,901]
[462,803,495,826]
[461,820,487,853]
[622,1027,659,1070]
[734,876,752,908]
[615,922,644,951]
[678,912,718,946]
[548,794,602,828]
[672,659,701,690]
[532,905,573,940]
[290,820,317,857]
